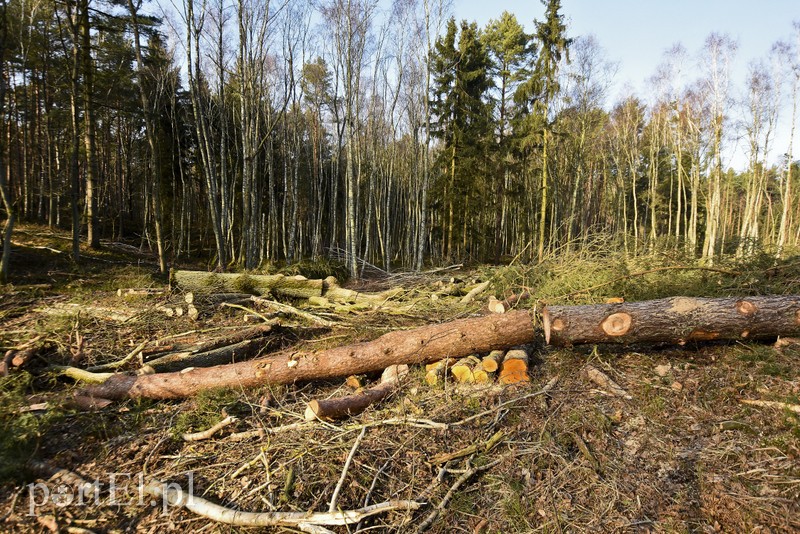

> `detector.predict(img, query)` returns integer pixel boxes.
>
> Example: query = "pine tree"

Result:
[482,12,532,258]
[430,19,492,258]
[514,0,571,261]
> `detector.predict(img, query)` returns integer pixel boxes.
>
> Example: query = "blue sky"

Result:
[455,0,798,98]
[454,0,800,169]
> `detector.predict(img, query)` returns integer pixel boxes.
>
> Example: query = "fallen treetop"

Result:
[80,310,537,400]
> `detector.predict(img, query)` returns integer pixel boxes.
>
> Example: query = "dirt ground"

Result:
[1,225,798,533]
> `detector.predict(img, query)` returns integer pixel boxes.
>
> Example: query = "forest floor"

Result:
[0,224,799,533]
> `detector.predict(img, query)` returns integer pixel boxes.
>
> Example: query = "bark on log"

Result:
[542,296,800,346]
[143,337,275,373]
[172,270,324,299]
[80,310,536,400]
[304,365,409,421]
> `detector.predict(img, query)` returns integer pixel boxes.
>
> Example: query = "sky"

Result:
[454,0,800,169]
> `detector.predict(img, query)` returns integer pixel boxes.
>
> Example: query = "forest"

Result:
[1,1,800,532]
[0,0,797,281]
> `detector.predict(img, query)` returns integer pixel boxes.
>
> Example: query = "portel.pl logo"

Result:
[27,472,194,516]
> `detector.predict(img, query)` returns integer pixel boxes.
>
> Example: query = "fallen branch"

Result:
[329,427,367,512]
[142,478,422,528]
[143,336,275,373]
[52,366,114,385]
[460,281,490,305]
[1,350,15,376]
[182,415,239,442]
[415,458,502,533]
[584,365,632,399]
[740,399,800,414]
[86,340,148,372]
[251,296,335,327]
[305,365,409,421]
[429,430,505,465]
[27,460,97,498]
[80,310,536,400]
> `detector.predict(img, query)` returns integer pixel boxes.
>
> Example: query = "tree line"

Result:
[0,0,799,282]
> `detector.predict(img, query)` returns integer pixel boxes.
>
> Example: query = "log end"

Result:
[451,366,474,384]
[481,359,499,373]
[542,308,552,345]
[488,297,506,314]
[304,401,321,421]
[499,358,530,385]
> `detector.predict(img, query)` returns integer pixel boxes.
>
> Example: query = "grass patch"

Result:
[0,373,64,483]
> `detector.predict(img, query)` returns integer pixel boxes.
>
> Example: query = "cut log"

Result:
[481,350,505,373]
[155,305,174,317]
[172,270,324,299]
[487,297,505,314]
[542,296,800,346]
[498,348,530,385]
[35,303,135,322]
[488,292,530,314]
[425,358,454,386]
[194,293,254,306]
[322,280,403,307]
[80,309,536,400]
[304,365,409,421]
[450,355,481,384]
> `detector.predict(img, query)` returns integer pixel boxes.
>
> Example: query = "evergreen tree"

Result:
[482,12,532,258]
[430,18,492,258]
[514,0,571,260]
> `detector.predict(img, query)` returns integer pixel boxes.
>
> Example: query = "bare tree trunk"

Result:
[0,0,13,282]
[79,0,99,249]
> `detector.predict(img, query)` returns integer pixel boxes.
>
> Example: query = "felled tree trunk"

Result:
[542,296,800,346]
[80,310,536,400]
[171,270,401,306]
[172,270,324,299]
[304,364,408,420]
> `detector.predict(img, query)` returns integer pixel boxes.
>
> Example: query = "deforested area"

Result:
[1,0,800,532]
